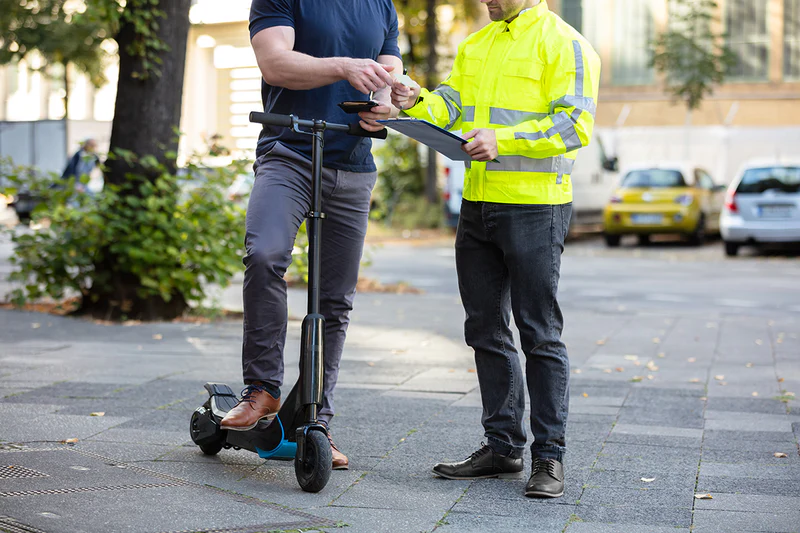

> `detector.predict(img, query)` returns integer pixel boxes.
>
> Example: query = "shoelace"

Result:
[238,384,269,409]
[532,457,558,479]
[325,430,342,452]
[469,443,493,461]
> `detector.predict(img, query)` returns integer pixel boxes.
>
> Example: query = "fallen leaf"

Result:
[448,369,455,373]
[615,367,625,372]
[573,369,582,374]
[755,339,763,345]
[391,349,407,354]
[745,363,754,368]
[695,493,713,500]
[152,334,163,340]
[603,369,612,374]
[631,376,644,383]
[652,337,661,344]
[31,323,41,329]
[366,362,375,366]
[699,396,707,401]
[714,375,725,381]
[467,368,477,373]
[61,438,79,445]
[646,361,659,371]
[641,477,656,483]
[786,392,796,398]
[582,392,589,397]
[90,412,105,417]
[778,377,785,383]
[624,355,639,361]
[647,375,655,380]
[752,392,759,397]
[658,352,666,358]
[596,339,606,345]
[687,358,697,363]
[774,452,788,458]
[689,378,701,383]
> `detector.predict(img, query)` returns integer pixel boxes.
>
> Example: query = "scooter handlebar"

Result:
[347,123,388,140]
[249,111,388,140]
[249,111,293,128]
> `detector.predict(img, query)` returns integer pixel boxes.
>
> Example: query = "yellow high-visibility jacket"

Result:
[404,1,601,205]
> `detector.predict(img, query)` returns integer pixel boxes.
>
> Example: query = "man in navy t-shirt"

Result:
[220,0,404,471]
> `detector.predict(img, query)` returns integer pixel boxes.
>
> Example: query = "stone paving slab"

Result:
[692,509,800,533]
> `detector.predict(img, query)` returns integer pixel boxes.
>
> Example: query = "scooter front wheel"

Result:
[294,430,332,493]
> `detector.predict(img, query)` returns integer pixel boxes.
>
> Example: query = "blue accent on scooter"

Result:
[255,417,298,459]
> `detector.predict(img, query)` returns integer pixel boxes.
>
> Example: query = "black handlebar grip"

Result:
[347,123,389,140]
[249,111,293,128]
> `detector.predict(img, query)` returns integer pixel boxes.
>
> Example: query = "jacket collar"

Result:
[499,0,548,40]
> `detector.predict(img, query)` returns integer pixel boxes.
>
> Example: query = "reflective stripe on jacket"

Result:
[404,0,601,205]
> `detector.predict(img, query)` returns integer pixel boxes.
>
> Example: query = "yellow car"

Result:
[603,163,726,247]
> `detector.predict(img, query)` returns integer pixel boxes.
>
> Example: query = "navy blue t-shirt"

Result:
[249,0,401,172]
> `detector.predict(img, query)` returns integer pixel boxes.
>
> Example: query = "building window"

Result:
[561,0,583,32]
[786,0,800,80]
[612,0,655,86]
[725,0,770,80]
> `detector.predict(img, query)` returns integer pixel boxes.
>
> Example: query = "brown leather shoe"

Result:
[327,432,349,470]
[220,385,280,432]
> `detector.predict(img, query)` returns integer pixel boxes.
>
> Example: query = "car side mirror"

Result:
[602,157,618,172]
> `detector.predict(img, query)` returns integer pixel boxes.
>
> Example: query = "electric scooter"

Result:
[189,111,387,493]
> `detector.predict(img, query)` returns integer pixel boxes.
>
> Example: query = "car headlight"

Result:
[674,195,693,206]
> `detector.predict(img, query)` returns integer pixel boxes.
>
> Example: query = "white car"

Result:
[720,159,800,256]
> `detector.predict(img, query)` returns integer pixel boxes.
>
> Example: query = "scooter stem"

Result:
[300,120,327,421]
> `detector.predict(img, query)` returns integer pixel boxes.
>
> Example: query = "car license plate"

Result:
[759,205,794,218]
[631,214,663,225]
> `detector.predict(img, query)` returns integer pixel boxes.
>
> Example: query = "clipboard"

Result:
[377,118,473,162]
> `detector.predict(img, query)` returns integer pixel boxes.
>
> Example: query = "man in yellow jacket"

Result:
[391,0,600,498]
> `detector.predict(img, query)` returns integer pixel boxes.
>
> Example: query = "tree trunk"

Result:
[83,0,192,321]
[106,0,191,181]
[425,0,439,204]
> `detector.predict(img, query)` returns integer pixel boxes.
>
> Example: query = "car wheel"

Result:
[605,234,621,247]
[637,234,651,246]
[688,216,706,246]
[724,241,739,257]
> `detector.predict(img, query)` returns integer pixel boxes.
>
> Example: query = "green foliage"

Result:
[650,0,737,110]
[373,133,443,229]
[0,0,169,82]
[0,0,111,89]
[1,154,248,313]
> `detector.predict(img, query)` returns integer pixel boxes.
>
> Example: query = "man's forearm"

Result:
[258,50,348,90]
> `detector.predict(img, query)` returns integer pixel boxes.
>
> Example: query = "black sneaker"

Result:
[525,457,565,498]
[432,443,523,480]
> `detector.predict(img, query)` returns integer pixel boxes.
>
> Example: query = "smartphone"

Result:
[338,100,380,114]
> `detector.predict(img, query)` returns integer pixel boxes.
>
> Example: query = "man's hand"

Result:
[462,129,498,162]
[343,59,395,94]
[358,104,393,132]
[391,78,421,110]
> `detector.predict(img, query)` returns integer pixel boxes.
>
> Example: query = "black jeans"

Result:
[456,199,571,461]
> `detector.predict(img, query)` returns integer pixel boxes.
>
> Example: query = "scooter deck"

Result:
[203,382,305,460]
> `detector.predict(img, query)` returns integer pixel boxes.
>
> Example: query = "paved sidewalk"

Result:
[1,246,799,532]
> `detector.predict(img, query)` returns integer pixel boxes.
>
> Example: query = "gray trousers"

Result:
[242,142,377,423]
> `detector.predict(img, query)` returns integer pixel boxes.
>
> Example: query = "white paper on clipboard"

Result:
[377,118,472,162]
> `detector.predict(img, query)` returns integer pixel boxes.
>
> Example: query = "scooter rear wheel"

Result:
[294,430,332,493]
